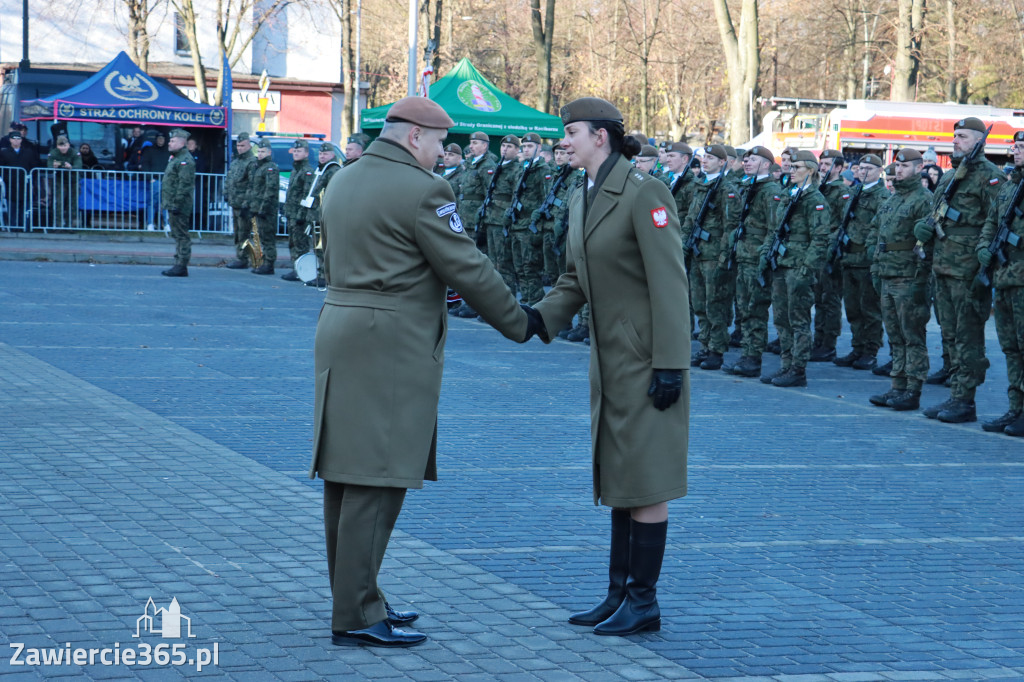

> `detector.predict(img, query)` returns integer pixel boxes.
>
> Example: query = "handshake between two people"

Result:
[520,304,549,343]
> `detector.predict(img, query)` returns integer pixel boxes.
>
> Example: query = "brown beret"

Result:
[884,163,897,176]
[386,96,455,129]
[723,145,737,158]
[894,148,923,162]
[744,146,775,164]
[560,97,622,125]
[444,143,462,155]
[500,134,521,147]
[953,117,987,134]
[1014,131,1024,143]
[638,144,659,158]
[820,149,844,161]
[469,131,489,142]
[666,142,692,156]
[704,145,728,161]
[522,132,542,144]
[791,150,819,167]
[781,147,798,158]
[860,153,884,168]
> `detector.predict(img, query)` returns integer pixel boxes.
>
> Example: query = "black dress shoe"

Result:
[331,620,426,648]
[225,259,249,269]
[385,601,419,625]
[161,264,188,277]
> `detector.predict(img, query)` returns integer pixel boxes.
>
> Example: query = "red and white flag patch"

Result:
[990,178,1001,185]
[815,204,825,211]
[651,207,669,228]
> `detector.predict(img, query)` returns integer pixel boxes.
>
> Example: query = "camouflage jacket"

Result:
[979,166,1024,288]
[246,156,280,217]
[47,148,82,171]
[306,160,342,224]
[872,175,933,280]
[916,154,1004,279]
[733,175,783,265]
[479,159,518,226]
[161,149,196,211]
[440,164,464,198]
[668,171,697,229]
[458,152,497,224]
[681,173,741,262]
[284,158,315,223]
[510,158,553,230]
[536,163,576,234]
[838,180,889,268]
[819,178,847,229]
[225,150,255,208]
[762,185,831,270]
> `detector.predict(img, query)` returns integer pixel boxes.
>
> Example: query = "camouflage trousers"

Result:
[169,211,192,266]
[287,219,311,263]
[737,262,773,358]
[691,259,734,354]
[880,276,930,391]
[231,207,251,262]
[510,228,545,305]
[255,213,278,264]
[485,222,516,293]
[934,274,991,401]
[813,263,844,350]
[994,286,1024,412]
[842,266,883,355]
[930,273,951,369]
[772,266,816,369]
[541,226,560,283]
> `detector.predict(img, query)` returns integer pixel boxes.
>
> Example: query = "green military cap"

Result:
[501,134,521,146]
[1014,130,1024,143]
[560,97,622,125]
[237,132,251,142]
[169,128,190,140]
[292,139,309,150]
[346,135,367,149]
[723,145,737,159]
[744,145,775,164]
[319,142,340,157]
[639,144,659,158]
[791,149,819,167]
[894,148,923,162]
[469,131,489,142]
[522,132,543,144]
[734,148,746,157]
[386,96,455,129]
[444,143,462,155]
[256,139,272,149]
[541,143,553,152]
[860,153,883,167]
[820,149,844,161]
[704,144,728,161]
[667,142,692,155]
[885,163,897,176]
[954,117,987,134]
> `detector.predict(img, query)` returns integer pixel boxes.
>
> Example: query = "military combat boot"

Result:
[772,366,807,388]
[557,323,576,340]
[161,264,188,277]
[458,304,479,319]
[729,328,742,348]
[727,356,762,377]
[567,325,589,343]
[251,263,274,275]
[982,410,1022,433]
[872,359,893,376]
[887,390,921,411]
[760,366,789,384]
[225,258,248,269]
[691,348,709,367]
[766,338,781,355]
[809,345,837,362]
[852,354,877,371]
[1004,414,1024,437]
[937,399,976,423]
[280,270,300,282]
[923,398,955,419]
[700,352,723,370]
[925,363,951,385]
[869,388,903,407]
[833,351,860,367]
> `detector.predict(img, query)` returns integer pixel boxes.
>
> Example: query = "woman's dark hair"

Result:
[587,121,642,160]
[921,163,942,192]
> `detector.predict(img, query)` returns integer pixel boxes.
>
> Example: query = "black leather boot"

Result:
[869,388,903,407]
[760,365,789,384]
[937,399,977,423]
[569,509,630,626]
[981,410,1021,433]
[766,338,781,355]
[161,263,188,277]
[925,363,951,385]
[727,356,761,377]
[594,519,666,636]
[699,352,723,370]
[772,366,807,388]
[833,351,860,367]
[225,258,248,269]
[888,390,921,411]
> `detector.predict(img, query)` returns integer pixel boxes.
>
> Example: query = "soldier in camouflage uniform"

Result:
[439,142,464,195]
[758,150,832,387]
[977,130,1024,435]
[281,139,316,282]
[508,132,552,305]
[448,132,496,318]
[867,148,934,411]
[634,144,666,184]
[664,142,698,337]
[915,117,1004,423]
[300,143,343,288]
[726,146,783,377]
[47,135,82,228]
[247,139,281,275]
[480,134,520,293]
[225,132,257,269]
[160,129,196,277]
[537,143,575,285]
[834,153,889,370]
[683,145,740,370]
[810,149,846,362]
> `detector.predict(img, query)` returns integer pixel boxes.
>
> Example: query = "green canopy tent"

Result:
[360,58,563,145]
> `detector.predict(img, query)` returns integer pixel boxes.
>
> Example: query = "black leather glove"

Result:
[521,304,549,343]
[647,369,682,411]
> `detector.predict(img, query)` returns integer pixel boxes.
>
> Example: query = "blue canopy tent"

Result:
[19,51,227,129]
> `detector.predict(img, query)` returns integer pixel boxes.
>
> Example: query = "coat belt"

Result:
[325,286,401,310]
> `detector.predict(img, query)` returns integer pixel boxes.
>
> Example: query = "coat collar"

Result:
[583,155,632,241]
[366,138,431,174]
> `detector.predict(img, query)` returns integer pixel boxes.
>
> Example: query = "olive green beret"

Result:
[723,145,737,158]
[522,132,543,144]
[541,144,553,152]
[791,150,819,167]
[953,117,987,134]
[559,97,622,125]
[500,134,521,146]
[256,139,272,149]
[744,146,775,164]
[237,132,251,142]
[444,143,462,155]
[894,148,923,162]
[820,149,844,161]
[1014,131,1024,143]
[704,145,728,161]
[292,139,309,150]
[386,96,455,129]
[860,153,884,167]
[169,128,190,140]
[638,144,659,158]
[667,142,692,156]
[469,131,489,142]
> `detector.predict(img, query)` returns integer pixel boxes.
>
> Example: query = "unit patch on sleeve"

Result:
[436,202,458,218]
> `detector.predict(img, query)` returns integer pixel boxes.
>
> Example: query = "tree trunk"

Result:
[432,0,443,76]
[712,0,759,143]
[892,0,923,101]
[530,0,555,113]
[126,0,151,72]
[340,0,353,141]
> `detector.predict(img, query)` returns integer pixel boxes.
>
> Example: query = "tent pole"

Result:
[407,0,417,96]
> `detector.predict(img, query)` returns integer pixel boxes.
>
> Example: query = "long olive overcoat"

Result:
[534,154,691,507]
[310,139,528,488]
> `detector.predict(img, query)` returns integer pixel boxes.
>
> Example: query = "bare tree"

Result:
[712,0,759,143]
[123,0,161,71]
[530,0,556,112]
[620,0,663,134]
[891,0,924,101]
[327,0,355,141]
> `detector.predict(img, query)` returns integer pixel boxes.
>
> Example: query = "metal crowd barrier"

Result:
[2,168,291,237]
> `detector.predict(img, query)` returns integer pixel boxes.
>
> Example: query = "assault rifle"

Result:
[975,173,1024,288]
[825,183,864,274]
[915,124,993,258]
[530,164,573,234]
[758,178,810,287]
[684,172,725,264]
[725,177,759,271]
[477,161,507,230]
[505,146,541,233]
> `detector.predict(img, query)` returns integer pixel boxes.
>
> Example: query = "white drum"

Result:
[294,253,318,283]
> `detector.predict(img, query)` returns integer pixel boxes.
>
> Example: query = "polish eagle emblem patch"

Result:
[651,207,669,228]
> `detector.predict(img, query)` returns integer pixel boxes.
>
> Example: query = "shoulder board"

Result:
[630,171,646,183]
